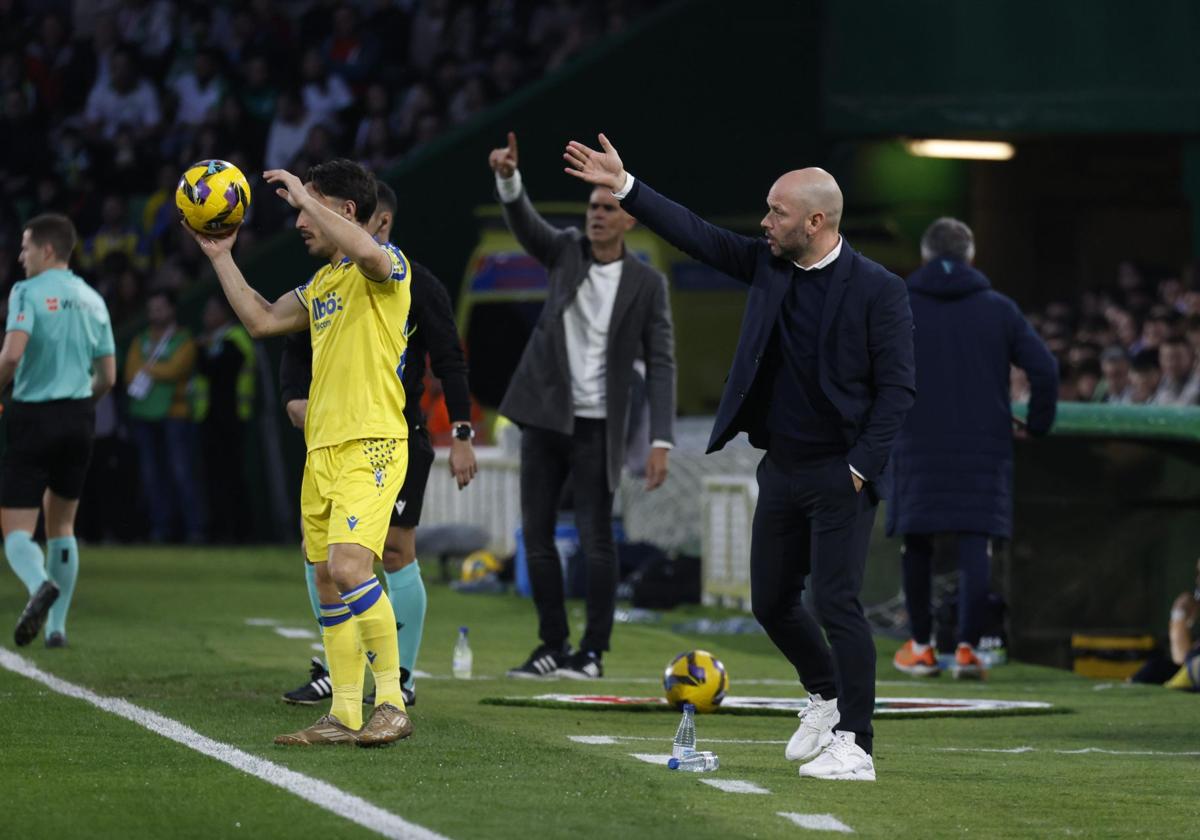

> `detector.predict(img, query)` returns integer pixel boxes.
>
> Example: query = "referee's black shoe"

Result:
[14,581,59,647]
[507,644,570,679]
[282,657,332,705]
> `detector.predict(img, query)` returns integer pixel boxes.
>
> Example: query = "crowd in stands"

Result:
[1014,261,1200,407]
[0,0,650,328]
[0,0,648,545]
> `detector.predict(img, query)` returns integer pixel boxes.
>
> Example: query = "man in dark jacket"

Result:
[565,134,914,782]
[888,218,1057,679]
[491,132,676,681]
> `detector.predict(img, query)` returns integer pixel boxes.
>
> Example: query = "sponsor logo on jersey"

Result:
[45,297,58,311]
[312,291,345,329]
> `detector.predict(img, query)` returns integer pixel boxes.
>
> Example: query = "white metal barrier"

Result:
[423,446,521,556]
[700,475,757,609]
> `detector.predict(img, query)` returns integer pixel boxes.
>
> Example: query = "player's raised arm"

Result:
[265,168,393,282]
[185,225,308,337]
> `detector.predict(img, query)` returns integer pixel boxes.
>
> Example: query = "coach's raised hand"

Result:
[563,133,626,192]
[489,132,519,177]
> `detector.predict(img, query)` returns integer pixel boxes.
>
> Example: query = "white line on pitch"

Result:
[778,812,854,833]
[702,779,770,794]
[571,735,787,745]
[937,746,1200,756]
[0,649,447,840]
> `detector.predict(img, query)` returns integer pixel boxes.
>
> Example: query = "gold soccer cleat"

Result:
[274,714,360,746]
[356,703,413,747]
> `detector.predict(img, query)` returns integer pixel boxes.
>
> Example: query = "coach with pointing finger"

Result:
[565,135,914,781]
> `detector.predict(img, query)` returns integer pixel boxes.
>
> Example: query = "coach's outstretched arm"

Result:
[564,134,759,283]
[186,226,308,338]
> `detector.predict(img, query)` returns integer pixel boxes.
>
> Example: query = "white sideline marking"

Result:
[273,627,318,640]
[702,779,769,794]
[630,753,673,765]
[573,735,787,745]
[245,617,280,626]
[936,746,1200,756]
[778,812,854,833]
[0,649,447,840]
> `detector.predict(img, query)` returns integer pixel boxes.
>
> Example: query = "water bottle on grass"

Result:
[668,751,720,772]
[671,703,696,758]
[452,626,472,679]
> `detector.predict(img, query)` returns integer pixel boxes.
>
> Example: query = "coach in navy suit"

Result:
[566,135,914,781]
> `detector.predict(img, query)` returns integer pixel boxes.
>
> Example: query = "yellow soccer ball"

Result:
[460,550,501,584]
[663,649,729,713]
[176,159,251,236]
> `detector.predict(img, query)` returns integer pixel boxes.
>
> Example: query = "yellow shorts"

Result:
[300,438,408,565]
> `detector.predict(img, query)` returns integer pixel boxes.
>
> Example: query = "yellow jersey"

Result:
[293,242,412,451]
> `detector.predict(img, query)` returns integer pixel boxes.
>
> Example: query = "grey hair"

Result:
[920,217,976,264]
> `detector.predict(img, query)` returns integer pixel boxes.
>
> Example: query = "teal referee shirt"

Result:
[5,268,115,402]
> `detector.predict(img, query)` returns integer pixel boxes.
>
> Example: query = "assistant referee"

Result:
[1,214,116,647]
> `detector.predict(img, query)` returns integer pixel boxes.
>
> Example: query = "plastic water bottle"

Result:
[452,626,472,679]
[671,703,697,758]
[668,751,720,772]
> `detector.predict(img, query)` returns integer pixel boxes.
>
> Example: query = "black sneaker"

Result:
[282,657,332,705]
[45,632,67,649]
[364,668,416,707]
[14,581,59,647]
[557,650,603,680]
[506,644,569,679]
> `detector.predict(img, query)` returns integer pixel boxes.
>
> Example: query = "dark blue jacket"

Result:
[621,179,916,496]
[885,258,1058,538]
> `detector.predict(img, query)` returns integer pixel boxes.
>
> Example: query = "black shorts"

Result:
[1,399,95,508]
[390,425,435,529]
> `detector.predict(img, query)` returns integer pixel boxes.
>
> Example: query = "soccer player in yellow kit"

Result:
[187,159,412,747]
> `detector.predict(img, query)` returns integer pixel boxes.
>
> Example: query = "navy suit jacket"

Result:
[620,178,916,497]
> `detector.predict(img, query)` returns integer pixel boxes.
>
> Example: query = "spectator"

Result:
[888,218,1058,680]
[79,195,146,273]
[1184,315,1200,361]
[83,45,161,141]
[300,47,353,125]
[1130,557,1200,691]
[1073,359,1101,402]
[116,0,175,68]
[124,288,203,543]
[1155,337,1200,405]
[1095,346,1133,403]
[171,47,226,126]
[1129,348,1162,404]
[1132,307,1173,356]
[24,12,85,115]
[322,4,378,86]
[263,88,320,171]
[237,53,279,125]
[194,294,256,543]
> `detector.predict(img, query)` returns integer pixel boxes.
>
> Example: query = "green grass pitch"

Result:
[1,547,1198,838]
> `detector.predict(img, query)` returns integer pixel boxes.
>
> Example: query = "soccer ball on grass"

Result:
[663,649,729,713]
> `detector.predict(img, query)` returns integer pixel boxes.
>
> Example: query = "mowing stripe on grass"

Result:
[777,812,855,833]
[0,649,447,840]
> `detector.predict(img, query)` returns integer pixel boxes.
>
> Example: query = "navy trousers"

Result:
[750,452,878,755]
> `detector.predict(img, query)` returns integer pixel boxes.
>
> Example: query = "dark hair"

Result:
[147,286,177,308]
[305,158,377,223]
[375,181,397,215]
[23,213,77,261]
[920,217,975,262]
[1132,348,1160,372]
[1075,358,1102,379]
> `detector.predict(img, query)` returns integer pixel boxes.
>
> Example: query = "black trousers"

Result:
[750,452,878,754]
[901,533,991,647]
[520,418,616,654]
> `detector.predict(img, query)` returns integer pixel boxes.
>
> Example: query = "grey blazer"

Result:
[498,187,676,491]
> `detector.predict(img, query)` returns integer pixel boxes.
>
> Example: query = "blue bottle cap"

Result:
[683,702,695,712]
[667,758,680,770]
[459,626,469,634]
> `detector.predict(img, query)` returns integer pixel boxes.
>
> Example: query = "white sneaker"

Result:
[785,693,840,761]
[797,731,876,781]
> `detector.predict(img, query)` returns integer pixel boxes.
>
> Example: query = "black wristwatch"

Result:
[452,422,475,442]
